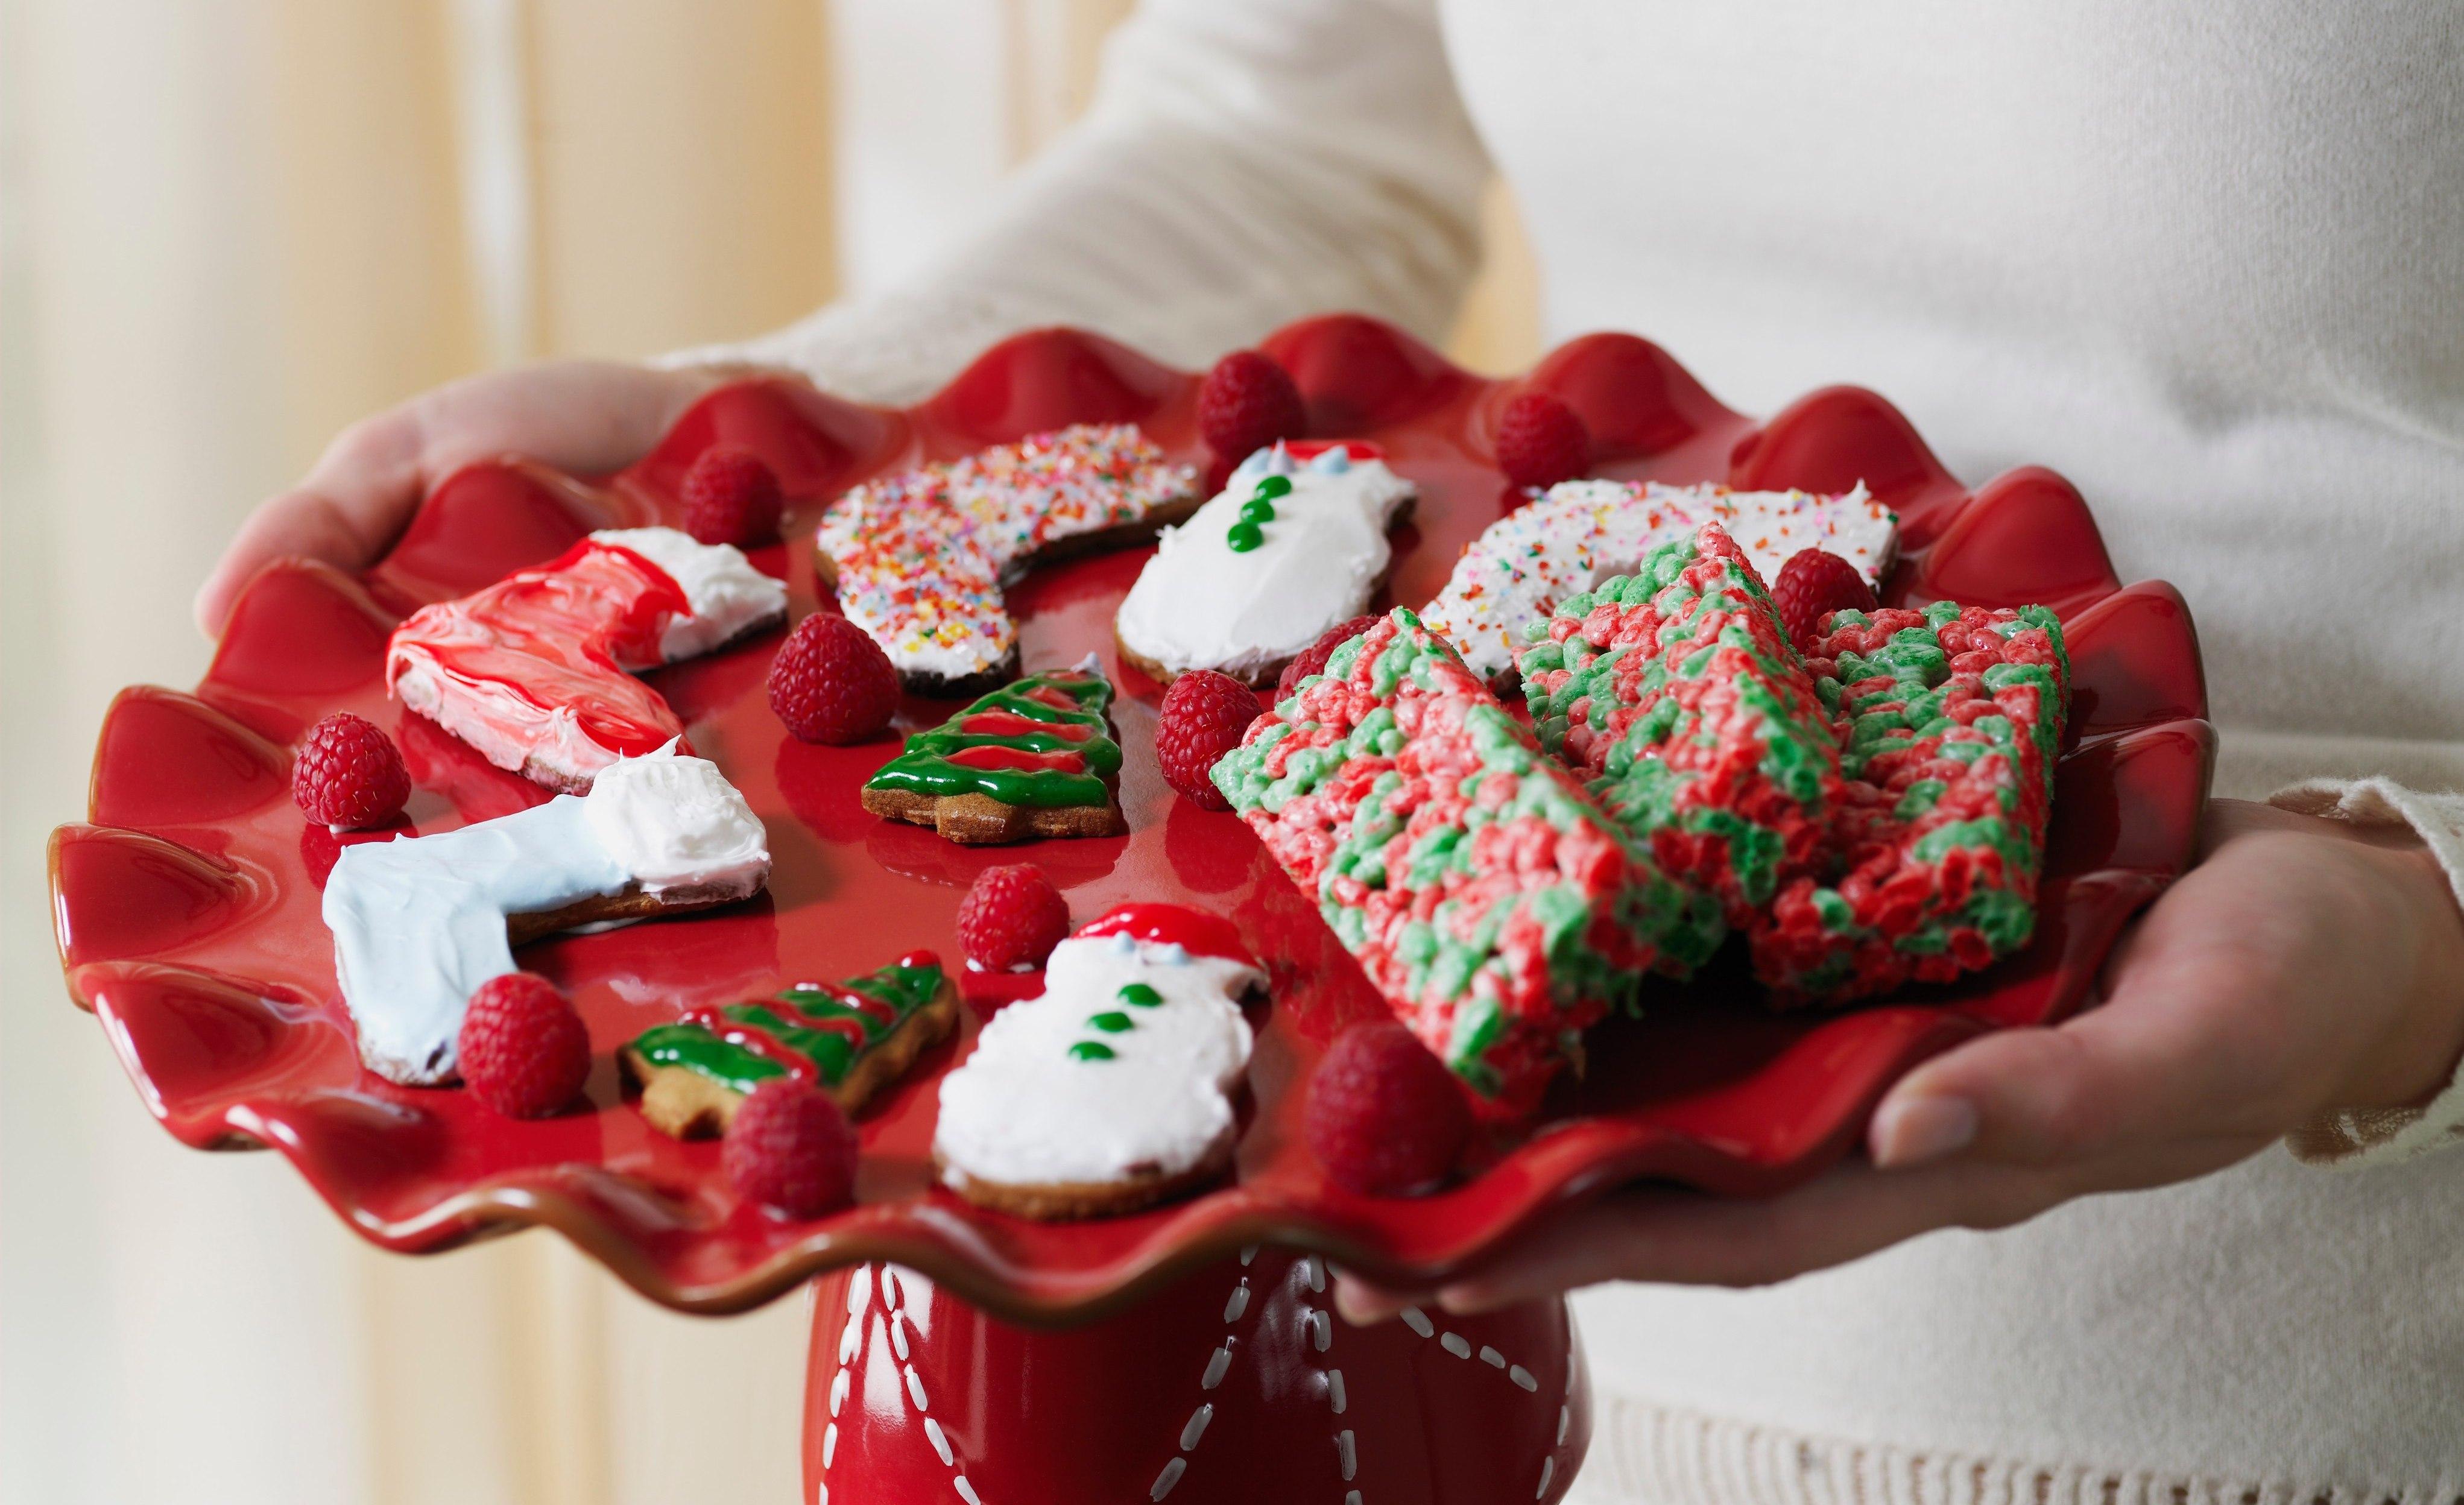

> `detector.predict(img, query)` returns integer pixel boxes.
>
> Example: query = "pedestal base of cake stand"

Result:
[803,1251,1590,1504]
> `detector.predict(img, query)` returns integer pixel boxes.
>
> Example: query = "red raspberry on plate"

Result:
[955,863,1071,973]
[1494,390,1591,490]
[1198,349,1306,463]
[1273,614,1380,701]
[457,971,592,1118]
[1157,669,1264,812]
[724,1077,859,1219]
[680,446,785,547]
[292,712,411,831]
[1771,547,1880,649]
[1305,1021,1473,1196]
[768,613,900,743]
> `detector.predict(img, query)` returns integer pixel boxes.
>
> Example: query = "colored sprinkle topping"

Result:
[1068,1040,1117,1062]
[1088,1010,1135,1032]
[1119,982,1162,1006]
[815,424,1197,678]
[1227,522,1265,553]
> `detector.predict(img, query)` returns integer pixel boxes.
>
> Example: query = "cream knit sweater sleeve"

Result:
[2269,778,2464,1166]
[660,0,1491,405]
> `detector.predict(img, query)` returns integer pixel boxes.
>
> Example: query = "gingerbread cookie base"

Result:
[505,874,766,950]
[933,1146,1234,1222]
[619,973,959,1134]
[858,786,1125,844]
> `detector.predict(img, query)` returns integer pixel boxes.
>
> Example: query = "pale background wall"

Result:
[0,3,1537,1502]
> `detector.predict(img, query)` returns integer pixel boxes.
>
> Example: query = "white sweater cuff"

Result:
[2268,776,2464,1166]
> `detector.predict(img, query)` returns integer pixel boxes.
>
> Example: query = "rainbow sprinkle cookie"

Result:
[1752,601,2070,1004]
[816,424,1199,694]
[1213,610,1720,1115]
[1517,524,1845,930]
[1420,480,1896,686]
[861,662,1126,844]
[622,951,958,1135]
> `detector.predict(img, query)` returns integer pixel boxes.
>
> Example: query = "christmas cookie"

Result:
[1420,480,1897,686]
[860,660,1126,844]
[1114,441,1416,686]
[388,526,787,792]
[621,951,959,1135]
[323,743,771,1085]
[1517,523,1846,927]
[932,904,1266,1219]
[815,424,1199,695]
[1753,600,2070,1004]
[1213,610,1722,1116]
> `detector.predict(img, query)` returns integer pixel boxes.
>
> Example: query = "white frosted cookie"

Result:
[932,904,1265,1219]
[1419,480,1897,683]
[1114,442,1416,686]
[323,743,769,1085]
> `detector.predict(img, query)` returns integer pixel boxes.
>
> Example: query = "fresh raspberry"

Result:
[680,447,785,547]
[955,863,1071,973]
[1493,390,1591,490]
[724,1077,858,1218]
[1197,350,1306,463]
[768,613,900,743]
[457,971,592,1118]
[1771,547,1880,649]
[1304,1021,1473,1196]
[292,712,411,831]
[1273,614,1380,701]
[1156,670,1263,812]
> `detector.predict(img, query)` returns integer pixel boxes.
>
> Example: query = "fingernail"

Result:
[1872,1095,1977,1168]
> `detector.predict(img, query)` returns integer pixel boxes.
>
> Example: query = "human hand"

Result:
[195,359,735,636]
[1336,798,2464,1322]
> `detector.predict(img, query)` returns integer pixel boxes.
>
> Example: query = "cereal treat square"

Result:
[1517,523,1845,929]
[1214,610,1721,1114]
[1751,600,2071,1003]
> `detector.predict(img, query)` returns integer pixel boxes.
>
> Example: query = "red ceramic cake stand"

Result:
[50,315,2211,1503]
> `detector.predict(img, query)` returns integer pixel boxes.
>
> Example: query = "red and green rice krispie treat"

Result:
[1214,610,1720,1114]
[1516,523,1846,927]
[1751,599,2070,1003]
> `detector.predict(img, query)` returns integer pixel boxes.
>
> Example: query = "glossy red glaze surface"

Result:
[51,314,2213,1320]
[804,1254,1586,1505]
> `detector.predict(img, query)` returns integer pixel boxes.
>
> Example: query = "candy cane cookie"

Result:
[1420,480,1897,686]
[622,951,958,1135]
[861,659,1126,844]
[1214,611,1722,1116]
[932,904,1265,1219]
[388,526,787,792]
[323,743,771,1085]
[817,424,1199,695]
[1114,441,1416,686]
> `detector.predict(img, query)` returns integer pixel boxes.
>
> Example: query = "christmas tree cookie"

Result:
[860,660,1126,844]
[622,950,959,1135]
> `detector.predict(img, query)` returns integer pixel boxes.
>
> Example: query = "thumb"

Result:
[1868,926,2290,1171]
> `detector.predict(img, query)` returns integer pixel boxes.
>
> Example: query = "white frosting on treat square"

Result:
[1418,481,1897,681]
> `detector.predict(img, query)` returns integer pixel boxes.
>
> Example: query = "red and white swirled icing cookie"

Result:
[387,526,787,792]
[815,424,1200,695]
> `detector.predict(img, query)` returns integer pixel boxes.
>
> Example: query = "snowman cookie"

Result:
[932,904,1265,1219]
[1114,441,1416,687]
